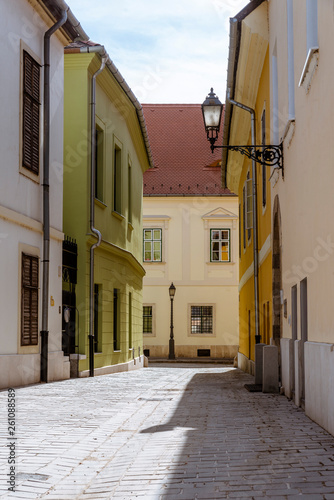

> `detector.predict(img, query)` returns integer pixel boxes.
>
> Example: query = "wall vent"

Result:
[197,349,210,357]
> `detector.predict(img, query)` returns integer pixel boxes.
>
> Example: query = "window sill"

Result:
[299,46,319,93]
[143,261,164,264]
[128,222,134,231]
[94,351,103,355]
[113,349,122,353]
[94,198,107,209]
[207,261,234,265]
[112,211,125,221]
[19,166,40,184]
[189,333,216,338]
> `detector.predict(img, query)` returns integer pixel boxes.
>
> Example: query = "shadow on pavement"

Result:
[139,367,334,499]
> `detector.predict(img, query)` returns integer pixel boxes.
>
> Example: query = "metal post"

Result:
[169,297,175,360]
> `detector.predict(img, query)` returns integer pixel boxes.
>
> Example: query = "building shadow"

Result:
[139,367,334,499]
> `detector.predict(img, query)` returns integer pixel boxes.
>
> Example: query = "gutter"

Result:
[88,54,107,378]
[69,45,154,170]
[41,0,89,41]
[41,8,68,383]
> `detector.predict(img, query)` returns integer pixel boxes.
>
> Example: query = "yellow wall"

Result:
[63,53,148,373]
[229,38,273,364]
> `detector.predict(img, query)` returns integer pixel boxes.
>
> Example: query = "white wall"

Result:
[0,0,68,387]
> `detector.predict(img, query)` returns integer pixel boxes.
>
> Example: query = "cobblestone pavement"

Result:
[1,364,334,499]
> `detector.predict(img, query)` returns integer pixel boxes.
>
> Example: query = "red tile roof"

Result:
[142,104,234,196]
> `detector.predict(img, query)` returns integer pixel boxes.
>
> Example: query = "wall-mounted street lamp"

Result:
[168,282,176,360]
[201,88,283,170]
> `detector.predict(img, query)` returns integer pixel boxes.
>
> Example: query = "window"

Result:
[191,306,213,334]
[143,229,162,262]
[261,109,267,208]
[243,186,246,250]
[114,145,122,214]
[246,172,252,240]
[22,50,40,175]
[21,253,39,346]
[95,126,104,201]
[210,229,230,262]
[113,288,120,351]
[143,306,153,334]
[93,284,101,352]
[128,162,132,225]
[128,292,133,348]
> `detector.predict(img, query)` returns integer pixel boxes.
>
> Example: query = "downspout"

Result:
[227,90,260,345]
[89,54,106,377]
[41,8,68,383]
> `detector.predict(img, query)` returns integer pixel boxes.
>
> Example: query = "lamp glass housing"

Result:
[201,88,223,134]
[169,282,176,299]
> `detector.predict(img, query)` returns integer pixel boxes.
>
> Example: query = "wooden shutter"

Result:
[21,254,39,346]
[22,51,40,175]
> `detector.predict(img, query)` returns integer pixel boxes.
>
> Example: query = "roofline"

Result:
[65,44,154,169]
[142,103,201,107]
[221,0,267,187]
[39,0,89,41]
[143,193,237,198]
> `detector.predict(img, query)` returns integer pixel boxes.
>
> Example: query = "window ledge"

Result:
[112,211,125,221]
[94,351,103,355]
[189,334,216,338]
[128,222,134,231]
[207,261,234,265]
[299,47,319,93]
[94,198,107,209]
[113,350,122,353]
[144,261,165,264]
[19,167,40,184]
[281,119,295,149]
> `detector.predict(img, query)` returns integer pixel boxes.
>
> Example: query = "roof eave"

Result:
[222,0,267,189]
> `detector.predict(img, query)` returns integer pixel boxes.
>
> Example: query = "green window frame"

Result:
[210,229,230,262]
[143,229,162,262]
[143,305,153,334]
[191,306,213,334]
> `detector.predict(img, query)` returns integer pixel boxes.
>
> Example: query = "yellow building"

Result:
[63,42,152,377]
[222,0,273,374]
[142,104,239,361]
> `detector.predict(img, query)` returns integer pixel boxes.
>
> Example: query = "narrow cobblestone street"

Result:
[1,364,334,499]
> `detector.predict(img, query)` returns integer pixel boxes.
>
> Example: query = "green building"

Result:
[63,41,152,377]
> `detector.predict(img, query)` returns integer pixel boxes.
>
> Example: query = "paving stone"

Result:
[1,364,334,499]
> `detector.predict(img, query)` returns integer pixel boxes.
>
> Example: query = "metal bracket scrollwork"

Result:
[212,143,284,171]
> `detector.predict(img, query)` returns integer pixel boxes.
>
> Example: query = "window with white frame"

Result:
[190,306,213,334]
[210,229,230,262]
[143,229,162,262]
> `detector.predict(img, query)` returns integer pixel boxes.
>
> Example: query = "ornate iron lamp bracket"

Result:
[210,142,284,171]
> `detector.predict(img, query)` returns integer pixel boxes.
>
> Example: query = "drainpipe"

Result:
[227,90,260,346]
[41,9,68,383]
[89,54,106,377]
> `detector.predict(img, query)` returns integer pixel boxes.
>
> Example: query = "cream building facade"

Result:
[142,105,239,360]
[267,0,334,435]
[0,1,88,389]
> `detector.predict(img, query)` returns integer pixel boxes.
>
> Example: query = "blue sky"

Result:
[67,0,250,103]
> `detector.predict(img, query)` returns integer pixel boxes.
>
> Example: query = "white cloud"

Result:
[68,0,250,103]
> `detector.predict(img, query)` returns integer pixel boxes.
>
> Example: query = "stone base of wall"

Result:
[144,344,238,360]
[78,356,146,377]
[237,351,255,376]
[0,351,70,390]
[305,341,334,437]
[280,339,334,437]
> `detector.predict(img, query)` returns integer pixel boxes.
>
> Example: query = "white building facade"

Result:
[0,0,87,388]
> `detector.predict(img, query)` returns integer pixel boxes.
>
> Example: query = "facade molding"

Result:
[0,205,64,241]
